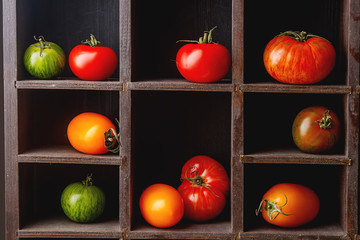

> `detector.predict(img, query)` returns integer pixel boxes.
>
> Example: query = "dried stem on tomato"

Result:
[183,166,219,197]
[81,174,93,187]
[176,26,218,44]
[104,119,121,153]
[33,35,52,57]
[255,194,293,220]
[81,33,101,47]
[316,110,333,129]
[277,31,330,43]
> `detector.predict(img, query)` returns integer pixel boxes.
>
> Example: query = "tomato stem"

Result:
[177,26,218,44]
[104,118,121,153]
[277,31,329,43]
[255,194,293,220]
[33,35,52,57]
[183,166,219,197]
[82,34,101,47]
[82,174,94,187]
[316,110,333,129]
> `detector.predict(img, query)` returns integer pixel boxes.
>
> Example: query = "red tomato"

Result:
[263,31,336,84]
[139,184,184,228]
[292,106,340,153]
[177,155,230,222]
[69,34,118,81]
[256,183,320,228]
[176,26,231,83]
[67,112,117,154]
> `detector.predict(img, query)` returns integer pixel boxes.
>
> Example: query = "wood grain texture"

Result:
[3,0,359,239]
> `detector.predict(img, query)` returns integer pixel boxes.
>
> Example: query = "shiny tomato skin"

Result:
[139,184,184,228]
[24,40,66,79]
[263,34,336,84]
[292,106,340,153]
[259,183,320,228]
[176,43,231,83]
[177,155,230,222]
[69,45,118,81]
[67,112,116,155]
[178,180,226,222]
[61,176,105,223]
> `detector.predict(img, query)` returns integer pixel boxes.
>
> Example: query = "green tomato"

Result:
[61,175,105,223]
[23,36,66,79]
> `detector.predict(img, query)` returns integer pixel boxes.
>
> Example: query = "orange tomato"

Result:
[140,184,184,228]
[256,183,320,228]
[263,31,336,84]
[67,112,116,154]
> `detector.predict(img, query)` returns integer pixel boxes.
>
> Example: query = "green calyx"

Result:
[316,110,332,129]
[255,194,293,220]
[82,33,101,47]
[82,174,94,187]
[104,119,121,153]
[34,35,52,57]
[177,26,218,44]
[184,166,219,197]
[277,31,328,43]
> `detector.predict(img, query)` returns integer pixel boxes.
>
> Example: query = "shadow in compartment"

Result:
[131,91,232,228]
[244,0,343,85]
[244,164,343,232]
[19,163,119,228]
[132,0,232,81]
[17,89,119,154]
[243,93,345,155]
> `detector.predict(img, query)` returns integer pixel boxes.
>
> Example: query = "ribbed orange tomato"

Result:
[67,112,116,154]
[263,31,336,84]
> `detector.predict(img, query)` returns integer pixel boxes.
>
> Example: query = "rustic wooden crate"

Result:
[3,0,359,239]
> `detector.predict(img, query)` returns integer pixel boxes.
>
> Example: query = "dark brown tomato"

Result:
[292,106,340,153]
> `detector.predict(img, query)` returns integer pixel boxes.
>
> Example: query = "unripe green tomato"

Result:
[24,36,65,79]
[61,175,105,223]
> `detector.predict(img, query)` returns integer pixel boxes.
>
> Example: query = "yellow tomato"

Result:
[140,184,184,228]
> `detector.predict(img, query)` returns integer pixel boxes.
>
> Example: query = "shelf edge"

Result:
[17,230,122,239]
[15,79,122,91]
[127,79,234,92]
[240,154,351,165]
[240,84,352,94]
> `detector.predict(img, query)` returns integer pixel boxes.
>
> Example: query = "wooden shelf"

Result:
[18,145,121,165]
[15,79,122,91]
[18,215,121,239]
[242,223,346,240]
[16,79,351,94]
[127,78,233,92]
[130,221,232,239]
[240,83,352,94]
[241,148,351,165]
[16,78,234,92]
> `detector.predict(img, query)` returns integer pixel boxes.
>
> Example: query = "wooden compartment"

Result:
[244,0,346,85]
[16,0,119,80]
[18,163,120,239]
[243,164,345,237]
[131,91,232,237]
[243,93,346,156]
[3,0,359,239]
[132,0,232,82]
[17,89,119,153]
